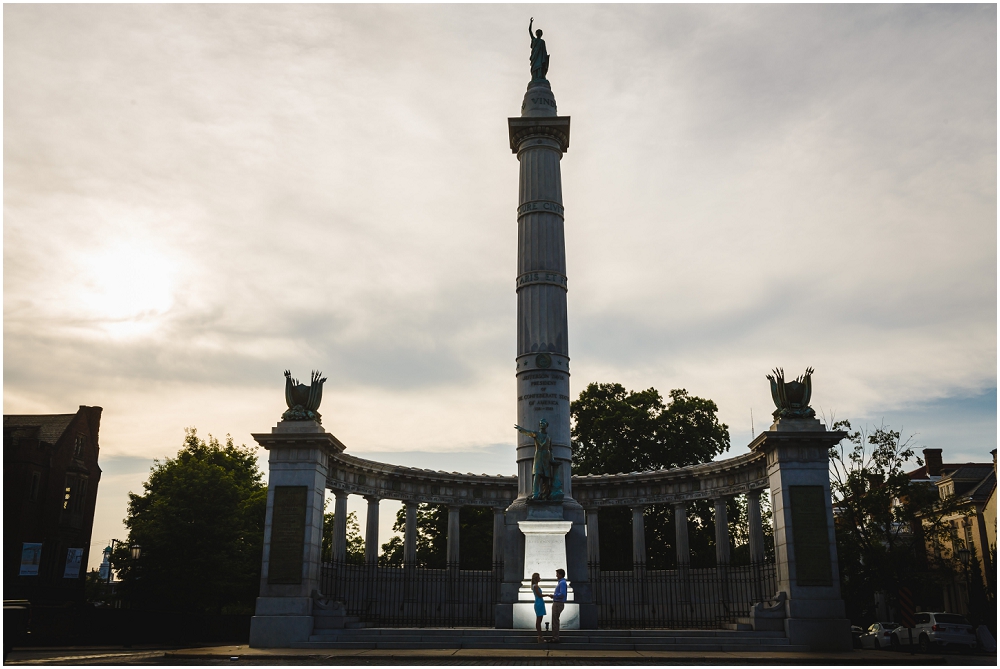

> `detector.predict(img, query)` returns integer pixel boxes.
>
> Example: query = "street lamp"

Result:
[130,544,142,561]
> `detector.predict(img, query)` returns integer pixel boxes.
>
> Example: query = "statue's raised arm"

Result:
[514,423,537,438]
[528,17,533,39]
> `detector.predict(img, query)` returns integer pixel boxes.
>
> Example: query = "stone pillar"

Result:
[492,507,505,566]
[332,491,348,563]
[498,69,593,630]
[447,505,461,566]
[714,497,730,566]
[249,420,344,647]
[403,501,418,566]
[585,508,600,568]
[631,505,647,568]
[673,502,690,566]
[747,490,766,564]
[364,496,380,565]
[749,418,851,651]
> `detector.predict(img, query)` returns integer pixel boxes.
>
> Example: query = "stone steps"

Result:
[293,628,806,652]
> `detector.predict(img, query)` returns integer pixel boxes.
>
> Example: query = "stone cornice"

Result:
[508,116,571,154]
[252,431,347,453]
[326,448,769,509]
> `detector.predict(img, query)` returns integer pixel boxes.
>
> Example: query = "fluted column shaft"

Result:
[714,497,731,566]
[492,507,505,565]
[514,129,573,501]
[631,506,647,567]
[404,501,418,566]
[748,491,766,563]
[333,491,349,563]
[447,505,462,566]
[586,508,600,567]
[364,495,380,564]
[674,502,691,566]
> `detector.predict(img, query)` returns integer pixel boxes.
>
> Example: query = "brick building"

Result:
[4,406,103,603]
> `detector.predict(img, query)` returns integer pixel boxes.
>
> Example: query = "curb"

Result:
[164,648,949,665]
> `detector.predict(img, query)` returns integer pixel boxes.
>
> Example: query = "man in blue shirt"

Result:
[551,568,567,641]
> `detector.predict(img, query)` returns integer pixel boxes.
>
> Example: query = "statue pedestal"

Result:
[512,503,579,630]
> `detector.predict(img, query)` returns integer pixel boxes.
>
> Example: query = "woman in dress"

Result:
[531,572,547,643]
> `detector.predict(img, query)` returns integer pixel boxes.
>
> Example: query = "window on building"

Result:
[29,472,41,501]
[74,434,87,458]
[74,479,88,512]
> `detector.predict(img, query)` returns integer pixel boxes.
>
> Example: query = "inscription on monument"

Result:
[789,485,833,586]
[267,486,308,585]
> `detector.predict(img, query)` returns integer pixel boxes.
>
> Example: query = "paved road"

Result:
[5,645,998,665]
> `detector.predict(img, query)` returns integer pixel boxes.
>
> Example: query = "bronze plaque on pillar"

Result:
[268,486,308,584]
[789,485,832,586]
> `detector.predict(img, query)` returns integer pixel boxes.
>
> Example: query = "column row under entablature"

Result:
[324,448,770,571]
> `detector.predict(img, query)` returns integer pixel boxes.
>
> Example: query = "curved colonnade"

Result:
[323,449,771,568]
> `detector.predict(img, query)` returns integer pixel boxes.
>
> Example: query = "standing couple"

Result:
[530,568,568,643]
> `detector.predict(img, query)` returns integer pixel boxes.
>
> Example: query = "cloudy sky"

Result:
[5,4,996,567]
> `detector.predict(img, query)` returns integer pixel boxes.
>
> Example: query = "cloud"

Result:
[4,6,996,550]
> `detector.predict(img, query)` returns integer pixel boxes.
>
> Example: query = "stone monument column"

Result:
[249,419,345,648]
[749,368,851,651]
[497,24,594,629]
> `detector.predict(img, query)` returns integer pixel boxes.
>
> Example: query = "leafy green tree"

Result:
[379,503,494,569]
[571,383,731,570]
[829,420,967,624]
[117,428,266,614]
[321,506,365,564]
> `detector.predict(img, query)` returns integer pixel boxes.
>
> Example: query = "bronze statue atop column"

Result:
[528,17,550,83]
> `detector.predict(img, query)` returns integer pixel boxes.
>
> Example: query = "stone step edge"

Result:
[307,629,788,636]
[305,636,792,643]
[288,643,813,653]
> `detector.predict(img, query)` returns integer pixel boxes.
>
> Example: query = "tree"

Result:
[571,383,731,570]
[572,385,731,476]
[829,420,966,624]
[117,428,266,614]
[321,506,365,564]
[379,504,494,569]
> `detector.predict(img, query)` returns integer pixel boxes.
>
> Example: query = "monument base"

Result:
[785,617,853,651]
[514,602,579,631]
[249,615,313,647]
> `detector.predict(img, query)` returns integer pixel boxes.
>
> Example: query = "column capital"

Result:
[333,490,349,500]
[364,494,380,504]
[507,116,571,153]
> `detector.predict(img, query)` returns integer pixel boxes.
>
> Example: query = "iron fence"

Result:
[589,561,777,629]
[320,561,502,627]
[321,560,775,629]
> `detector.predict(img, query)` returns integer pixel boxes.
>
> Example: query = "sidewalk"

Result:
[7,644,996,665]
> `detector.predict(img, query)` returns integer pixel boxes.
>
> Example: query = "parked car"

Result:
[861,621,900,649]
[891,612,976,653]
